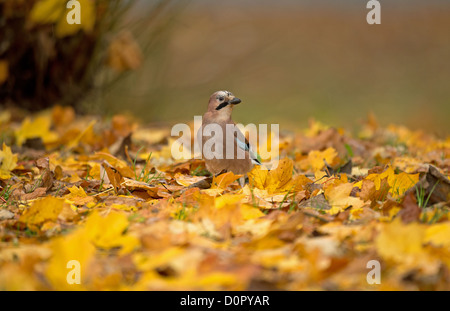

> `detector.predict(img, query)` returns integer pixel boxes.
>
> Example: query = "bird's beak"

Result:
[229,98,241,105]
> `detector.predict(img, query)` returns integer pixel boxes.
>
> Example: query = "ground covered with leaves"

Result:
[0,107,449,290]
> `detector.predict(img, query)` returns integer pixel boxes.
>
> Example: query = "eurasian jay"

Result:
[197,90,261,180]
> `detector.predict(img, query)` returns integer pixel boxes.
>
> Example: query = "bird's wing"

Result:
[233,125,261,165]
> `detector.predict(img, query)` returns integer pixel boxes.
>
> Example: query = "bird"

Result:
[197,90,261,183]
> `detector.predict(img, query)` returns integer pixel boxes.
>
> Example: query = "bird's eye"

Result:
[217,96,225,101]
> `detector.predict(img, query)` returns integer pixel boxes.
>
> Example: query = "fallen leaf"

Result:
[307,147,338,172]
[21,187,47,201]
[19,197,66,230]
[65,186,95,206]
[375,218,437,273]
[211,171,241,189]
[424,223,450,248]
[0,210,14,220]
[325,183,365,215]
[398,192,421,224]
[14,115,58,147]
[85,211,140,254]
[0,143,17,179]
[46,227,95,290]
[248,158,307,194]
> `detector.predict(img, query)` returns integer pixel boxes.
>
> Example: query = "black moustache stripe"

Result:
[215,102,229,110]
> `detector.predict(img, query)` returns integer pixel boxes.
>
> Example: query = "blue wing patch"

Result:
[235,136,261,165]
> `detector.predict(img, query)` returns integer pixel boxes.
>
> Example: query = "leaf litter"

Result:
[0,107,449,290]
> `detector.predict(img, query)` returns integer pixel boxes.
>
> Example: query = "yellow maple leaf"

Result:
[19,197,66,230]
[0,143,17,179]
[388,172,419,199]
[247,164,268,190]
[134,268,241,291]
[196,271,240,289]
[304,119,329,137]
[215,194,245,209]
[373,166,395,190]
[355,166,419,199]
[14,115,58,147]
[248,158,306,194]
[46,227,95,290]
[424,222,450,248]
[393,157,424,173]
[92,152,134,178]
[307,147,338,172]
[375,218,426,262]
[240,204,265,220]
[211,171,242,189]
[84,211,140,254]
[111,203,137,212]
[194,194,246,232]
[325,182,365,215]
[134,247,185,271]
[374,218,443,274]
[265,157,294,193]
[65,120,96,149]
[65,186,95,206]
[67,185,88,197]
[349,206,365,221]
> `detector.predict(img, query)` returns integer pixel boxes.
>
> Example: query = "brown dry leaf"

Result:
[107,31,143,72]
[123,177,156,191]
[359,179,376,202]
[94,152,135,178]
[102,162,124,193]
[174,173,207,187]
[122,177,162,199]
[37,160,54,191]
[52,105,75,129]
[21,187,47,201]
[398,192,421,224]
[355,166,419,200]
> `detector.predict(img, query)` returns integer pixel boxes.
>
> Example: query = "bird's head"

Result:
[207,90,241,116]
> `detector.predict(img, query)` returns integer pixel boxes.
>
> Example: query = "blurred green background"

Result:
[99,0,450,135]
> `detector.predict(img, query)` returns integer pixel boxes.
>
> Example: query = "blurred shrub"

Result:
[0,0,177,112]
